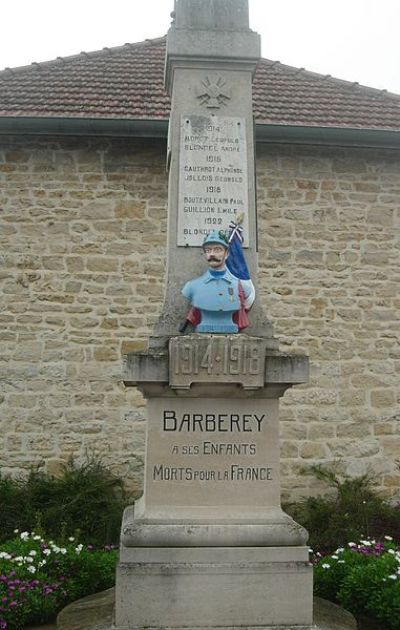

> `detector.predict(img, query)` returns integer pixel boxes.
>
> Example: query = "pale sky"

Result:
[1,0,400,94]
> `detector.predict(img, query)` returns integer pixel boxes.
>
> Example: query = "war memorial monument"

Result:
[116,1,313,627]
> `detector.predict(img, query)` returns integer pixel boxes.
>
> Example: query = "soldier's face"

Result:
[203,244,228,270]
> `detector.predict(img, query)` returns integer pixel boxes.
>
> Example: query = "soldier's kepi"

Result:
[181,227,255,333]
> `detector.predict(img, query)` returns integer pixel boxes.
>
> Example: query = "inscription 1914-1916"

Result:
[169,336,267,389]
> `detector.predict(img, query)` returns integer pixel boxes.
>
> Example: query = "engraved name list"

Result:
[177,115,249,246]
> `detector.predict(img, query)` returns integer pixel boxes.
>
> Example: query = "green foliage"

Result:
[0,531,117,630]
[314,539,400,630]
[284,465,400,552]
[0,458,129,546]
[0,477,23,537]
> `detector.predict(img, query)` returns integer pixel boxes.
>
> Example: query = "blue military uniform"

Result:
[182,268,241,333]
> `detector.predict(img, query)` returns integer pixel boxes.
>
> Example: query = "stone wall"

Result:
[1,135,399,500]
[0,136,168,494]
[257,143,400,500]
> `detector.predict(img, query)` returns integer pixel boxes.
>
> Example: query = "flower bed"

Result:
[313,537,400,629]
[0,531,117,630]
[2,529,400,629]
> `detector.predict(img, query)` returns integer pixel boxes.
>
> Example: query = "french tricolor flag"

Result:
[226,219,255,309]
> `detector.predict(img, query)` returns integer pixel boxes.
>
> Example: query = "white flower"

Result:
[388,549,395,555]
[14,556,23,563]
[338,560,345,564]
[348,542,356,547]
[27,565,36,574]
[69,536,75,542]
[335,548,344,554]
[322,563,330,569]
[385,535,393,541]
[20,531,29,541]
[388,574,397,580]
[75,544,83,554]
[38,560,47,567]
[43,548,51,556]
[29,550,37,557]
[33,535,41,541]
[0,552,11,560]
[13,529,19,534]
[361,540,372,547]
[60,548,67,555]
[331,555,339,560]
[25,557,33,563]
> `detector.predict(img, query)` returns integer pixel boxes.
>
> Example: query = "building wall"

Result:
[257,143,400,500]
[1,135,399,500]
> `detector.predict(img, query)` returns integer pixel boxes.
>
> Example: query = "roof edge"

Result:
[0,117,169,138]
[256,123,400,149]
[0,116,399,149]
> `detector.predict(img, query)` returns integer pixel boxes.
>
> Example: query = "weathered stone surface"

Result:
[116,546,313,628]
[57,588,114,630]
[313,597,357,630]
[53,589,356,630]
[124,335,308,395]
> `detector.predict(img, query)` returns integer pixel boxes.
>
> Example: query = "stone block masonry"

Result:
[1,135,399,500]
[0,136,168,495]
[257,143,400,501]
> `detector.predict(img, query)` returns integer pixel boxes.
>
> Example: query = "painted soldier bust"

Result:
[181,228,255,334]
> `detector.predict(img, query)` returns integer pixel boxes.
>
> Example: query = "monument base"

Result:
[115,545,313,629]
[120,503,308,547]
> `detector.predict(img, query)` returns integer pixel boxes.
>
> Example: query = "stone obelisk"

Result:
[116,1,312,628]
[150,0,274,346]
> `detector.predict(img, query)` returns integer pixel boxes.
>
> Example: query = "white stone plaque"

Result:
[178,115,249,246]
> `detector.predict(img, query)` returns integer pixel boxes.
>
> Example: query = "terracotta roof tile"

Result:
[0,36,399,130]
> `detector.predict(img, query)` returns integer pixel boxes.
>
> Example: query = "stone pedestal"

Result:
[116,547,312,630]
[116,335,312,629]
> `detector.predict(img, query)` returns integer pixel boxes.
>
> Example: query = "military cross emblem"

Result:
[196,75,231,108]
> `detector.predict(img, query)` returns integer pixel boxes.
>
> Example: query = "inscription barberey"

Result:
[163,410,266,432]
[178,115,249,246]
